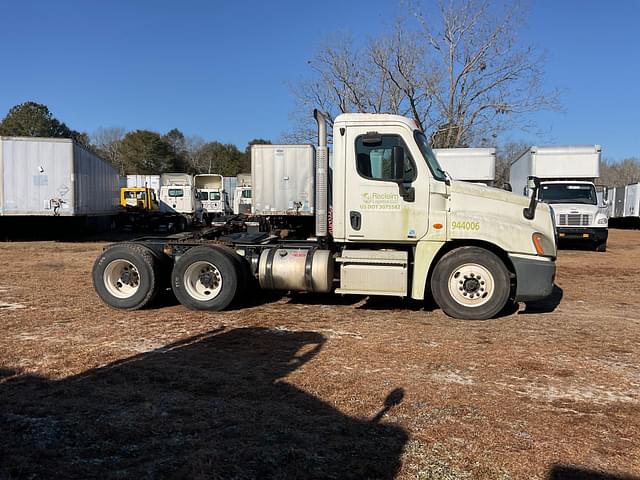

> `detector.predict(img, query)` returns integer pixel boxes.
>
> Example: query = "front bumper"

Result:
[509,254,556,302]
[557,227,608,243]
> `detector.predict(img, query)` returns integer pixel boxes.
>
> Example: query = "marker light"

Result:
[532,233,545,256]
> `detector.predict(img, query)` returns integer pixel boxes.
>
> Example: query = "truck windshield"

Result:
[539,184,597,205]
[414,131,447,181]
[241,189,252,199]
[168,189,184,198]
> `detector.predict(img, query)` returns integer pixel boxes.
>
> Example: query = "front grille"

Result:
[557,213,590,226]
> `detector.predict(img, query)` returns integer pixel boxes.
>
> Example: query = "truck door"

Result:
[344,127,429,242]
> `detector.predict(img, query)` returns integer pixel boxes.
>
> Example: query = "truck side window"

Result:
[355,134,416,182]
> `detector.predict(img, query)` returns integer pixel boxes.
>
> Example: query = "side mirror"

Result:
[392,145,405,181]
[523,176,541,220]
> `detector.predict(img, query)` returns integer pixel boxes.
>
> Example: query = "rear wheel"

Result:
[431,247,511,320]
[171,246,242,311]
[93,244,161,310]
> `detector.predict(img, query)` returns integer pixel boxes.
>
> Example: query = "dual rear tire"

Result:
[170,246,247,311]
[92,243,247,312]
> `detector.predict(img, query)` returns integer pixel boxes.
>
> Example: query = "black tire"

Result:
[171,246,240,311]
[212,245,249,301]
[595,242,607,252]
[93,244,161,310]
[431,246,511,320]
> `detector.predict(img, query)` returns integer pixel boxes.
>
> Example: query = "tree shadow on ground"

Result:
[0,327,408,480]
[548,465,640,480]
[520,284,563,314]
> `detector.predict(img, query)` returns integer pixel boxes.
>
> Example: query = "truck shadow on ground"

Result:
[520,284,563,314]
[548,465,640,480]
[0,327,408,480]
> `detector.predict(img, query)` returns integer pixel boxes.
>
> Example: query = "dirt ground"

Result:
[1,229,639,480]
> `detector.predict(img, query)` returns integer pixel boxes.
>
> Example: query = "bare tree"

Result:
[288,0,560,148]
[599,158,640,186]
[92,127,126,174]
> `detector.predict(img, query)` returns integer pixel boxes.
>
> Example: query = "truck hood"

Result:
[446,180,556,258]
[449,180,531,208]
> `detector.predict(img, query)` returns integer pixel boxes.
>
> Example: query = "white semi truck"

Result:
[194,174,232,222]
[233,173,252,214]
[433,148,496,185]
[158,173,203,228]
[92,111,557,320]
[509,145,608,251]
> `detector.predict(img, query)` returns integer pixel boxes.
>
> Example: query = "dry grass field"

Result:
[1,229,639,479]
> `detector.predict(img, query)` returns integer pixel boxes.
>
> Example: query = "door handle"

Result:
[350,211,361,230]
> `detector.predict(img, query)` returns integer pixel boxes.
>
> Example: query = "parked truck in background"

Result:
[194,174,232,222]
[158,173,203,227]
[92,110,557,321]
[433,148,496,186]
[509,145,608,251]
[233,173,252,214]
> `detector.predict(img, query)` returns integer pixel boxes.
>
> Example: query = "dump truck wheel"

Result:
[431,246,510,320]
[93,244,160,310]
[171,246,240,311]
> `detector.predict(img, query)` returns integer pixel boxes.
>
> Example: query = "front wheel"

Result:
[431,247,511,320]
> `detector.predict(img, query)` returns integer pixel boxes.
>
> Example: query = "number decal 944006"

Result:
[451,221,480,231]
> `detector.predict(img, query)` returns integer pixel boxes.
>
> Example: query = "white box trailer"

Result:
[509,145,600,196]
[0,136,119,216]
[251,145,315,216]
[624,183,640,217]
[433,148,496,185]
[126,174,160,193]
[509,145,607,251]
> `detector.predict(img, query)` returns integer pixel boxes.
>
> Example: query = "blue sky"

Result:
[0,0,638,160]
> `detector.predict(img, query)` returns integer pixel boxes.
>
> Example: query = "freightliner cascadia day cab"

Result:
[509,145,608,251]
[92,111,557,320]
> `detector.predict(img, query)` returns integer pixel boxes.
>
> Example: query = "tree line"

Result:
[0,101,270,176]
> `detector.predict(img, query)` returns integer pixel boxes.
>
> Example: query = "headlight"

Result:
[597,217,608,225]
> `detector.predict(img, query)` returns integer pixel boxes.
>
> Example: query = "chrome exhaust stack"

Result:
[314,109,328,239]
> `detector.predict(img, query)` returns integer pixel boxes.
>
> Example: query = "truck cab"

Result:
[194,174,231,221]
[509,145,607,251]
[330,113,557,314]
[537,180,608,250]
[120,187,159,212]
